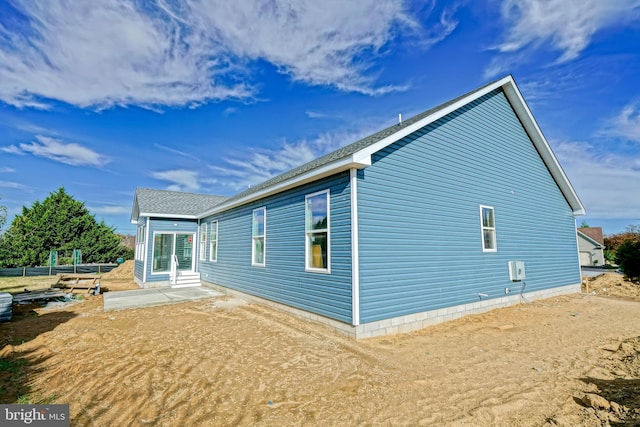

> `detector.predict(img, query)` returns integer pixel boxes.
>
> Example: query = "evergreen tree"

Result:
[0,188,128,267]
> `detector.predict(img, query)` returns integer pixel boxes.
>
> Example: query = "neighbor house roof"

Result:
[200,75,585,218]
[577,227,604,246]
[131,188,227,223]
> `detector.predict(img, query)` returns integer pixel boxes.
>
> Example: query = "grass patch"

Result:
[0,357,30,402]
[0,276,59,294]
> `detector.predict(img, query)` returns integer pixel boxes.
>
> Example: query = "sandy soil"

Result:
[1,271,639,426]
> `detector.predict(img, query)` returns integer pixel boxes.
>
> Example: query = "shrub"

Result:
[615,239,640,281]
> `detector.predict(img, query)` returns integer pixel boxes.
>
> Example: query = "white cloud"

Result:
[0,167,15,173]
[554,140,640,218]
[601,103,640,143]
[209,130,369,191]
[306,111,328,119]
[0,0,450,109]
[151,169,200,191]
[488,0,640,75]
[0,181,31,191]
[2,136,108,167]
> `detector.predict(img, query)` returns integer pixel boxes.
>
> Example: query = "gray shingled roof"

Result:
[220,77,504,207]
[133,188,227,219]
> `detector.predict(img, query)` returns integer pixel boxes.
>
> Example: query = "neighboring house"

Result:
[577,227,605,267]
[131,75,585,338]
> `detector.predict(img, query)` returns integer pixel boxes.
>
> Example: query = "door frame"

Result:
[150,231,196,275]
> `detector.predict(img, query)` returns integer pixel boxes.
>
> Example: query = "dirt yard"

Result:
[1,267,639,426]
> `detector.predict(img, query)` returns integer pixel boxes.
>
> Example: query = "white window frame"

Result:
[305,190,330,273]
[199,223,207,261]
[252,207,266,267]
[480,205,497,252]
[135,224,145,261]
[209,221,218,262]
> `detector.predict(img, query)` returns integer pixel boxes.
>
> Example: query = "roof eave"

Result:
[139,212,199,220]
[199,156,371,218]
[501,79,586,216]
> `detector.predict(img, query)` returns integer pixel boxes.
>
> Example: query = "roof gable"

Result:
[200,75,584,218]
[577,227,604,245]
[131,188,227,223]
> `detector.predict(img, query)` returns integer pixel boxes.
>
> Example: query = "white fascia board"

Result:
[502,81,586,216]
[138,212,198,219]
[352,76,513,163]
[198,155,371,218]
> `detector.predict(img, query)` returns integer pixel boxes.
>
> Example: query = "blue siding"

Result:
[200,173,353,323]
[357,89,581,323]
[134,260,143,280]
[144,218,198,283]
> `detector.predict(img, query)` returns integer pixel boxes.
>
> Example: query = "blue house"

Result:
[131,75,585,338]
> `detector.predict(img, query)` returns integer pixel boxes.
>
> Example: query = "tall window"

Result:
[252,207,266,266]
[135,224,145,260]
[305,190,330,271]
[199,223,207,261]
[209,221,218,262]
[480,205,497,251]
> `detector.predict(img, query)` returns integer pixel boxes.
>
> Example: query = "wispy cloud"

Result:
[554,140,640,218]
[487,0,640,76]
[601,103,640,143]
[0,180,32,191]
[154,143,202,162]
[1,136,109,167]
[151,169,200,191]
[306,111,329,119]
[0,0,452,109]
[209,130,369,191]
[0,167,15,173]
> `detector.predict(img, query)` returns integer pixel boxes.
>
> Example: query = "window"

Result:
[135,224,145,261]
[252,207,266,266]
[480,205,497,251]
[199,223,207,261]
[209,221,218,262]
[305,190,330,271]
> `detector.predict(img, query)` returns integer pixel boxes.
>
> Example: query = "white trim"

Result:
[252,207,266,267]
[209,220,218,262]
[138,212,198,219]
[305,189,331,273]
[479,205,497,252]
[142,218,150,284]
[350,169,360,326]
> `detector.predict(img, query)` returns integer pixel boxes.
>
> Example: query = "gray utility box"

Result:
[508,261,526,282]
[0,292,12,322]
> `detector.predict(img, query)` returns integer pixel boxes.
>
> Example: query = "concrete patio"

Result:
[103,286,222,311]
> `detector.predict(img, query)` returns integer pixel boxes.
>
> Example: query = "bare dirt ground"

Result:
[1,267,639,426]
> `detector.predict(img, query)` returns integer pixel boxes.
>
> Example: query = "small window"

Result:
[252,207,266,266]
[199,223,207,261]
[305,190,330,272]
[209,221,218,262]
[480,205,497,251]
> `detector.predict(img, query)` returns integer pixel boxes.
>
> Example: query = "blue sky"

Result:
[0,0,639,236]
